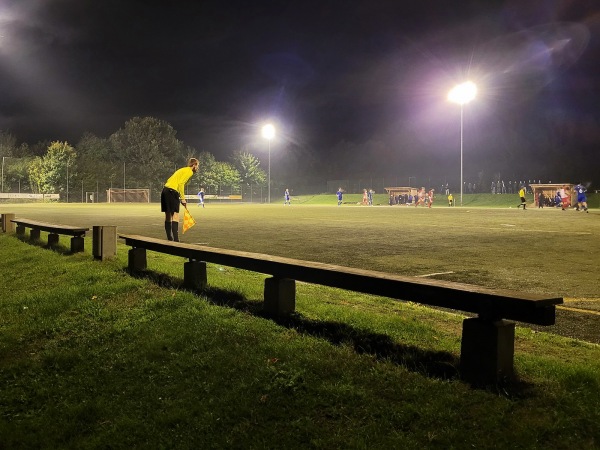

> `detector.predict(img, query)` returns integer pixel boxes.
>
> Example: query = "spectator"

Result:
[538,192,544,208]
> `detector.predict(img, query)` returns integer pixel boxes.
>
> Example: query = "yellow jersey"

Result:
[164,167,194,200]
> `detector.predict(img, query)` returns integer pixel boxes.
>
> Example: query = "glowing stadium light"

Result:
[448,81,477,206]
[261,123,275,203]
[447,81,477,105]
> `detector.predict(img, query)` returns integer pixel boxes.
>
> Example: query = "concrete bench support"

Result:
[2,213,15,233]
[128,247,147,271]
[264,277,296,316]
[93,226,117,260]
[460,318,515,385]
[30,228,41,241]
[16,224,25,235]
[184,260,207,290]
[48,233,60,247]
[71,237,85,253]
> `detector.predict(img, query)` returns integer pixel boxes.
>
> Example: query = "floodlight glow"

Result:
[447,81,477,105]
[262,123,275,140]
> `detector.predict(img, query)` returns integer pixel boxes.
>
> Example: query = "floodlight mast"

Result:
[447,81,477,207]
[261,124,275,203]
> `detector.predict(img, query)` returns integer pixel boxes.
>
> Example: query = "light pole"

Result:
[447,81,477,206]
[261,123,275,204]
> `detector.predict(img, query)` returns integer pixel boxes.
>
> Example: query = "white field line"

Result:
[415,271,455,278]
[557,305,600,316]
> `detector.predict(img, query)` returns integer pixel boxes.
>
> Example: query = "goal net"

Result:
[106,188,150,203]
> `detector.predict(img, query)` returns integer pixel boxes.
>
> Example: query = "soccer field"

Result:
[4,202,599,302]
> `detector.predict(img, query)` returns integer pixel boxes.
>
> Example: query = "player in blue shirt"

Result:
[336,188,343,206]
[284,188,291,206]
[197,188,205,207]
[574,184,589,212]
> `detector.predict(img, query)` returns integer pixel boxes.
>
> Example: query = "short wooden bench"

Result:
[12,219,89,253]
[119,233,563,385]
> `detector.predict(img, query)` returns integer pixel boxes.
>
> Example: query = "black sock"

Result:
[171,221,179,242]
[165,221,173,240]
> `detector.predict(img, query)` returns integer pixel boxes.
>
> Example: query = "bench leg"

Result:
[184,260,207,290]
[264,277,296,316]
[128,248,147,271]
[16,224,25,236]
[30,228,41,241]
[70,236,85,253]
[48,233,59,247]
[460,318,515,385]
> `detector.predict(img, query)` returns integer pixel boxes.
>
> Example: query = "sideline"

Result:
[557,305,600,316]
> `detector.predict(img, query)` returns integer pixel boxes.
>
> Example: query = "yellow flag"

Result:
[183,208,196,234]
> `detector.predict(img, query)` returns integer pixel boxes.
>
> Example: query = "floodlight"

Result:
[448,81,477,206]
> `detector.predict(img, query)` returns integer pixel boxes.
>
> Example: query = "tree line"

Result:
[0,117,267,200]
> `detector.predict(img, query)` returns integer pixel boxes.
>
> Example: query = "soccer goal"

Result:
[106,188,150,203]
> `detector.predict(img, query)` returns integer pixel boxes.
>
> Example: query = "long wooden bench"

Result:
[12,218,89,253]
[119,233,563,385]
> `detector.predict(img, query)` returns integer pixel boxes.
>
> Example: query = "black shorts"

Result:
[161,187,181,214]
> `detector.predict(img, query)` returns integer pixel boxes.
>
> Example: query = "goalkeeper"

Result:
[161,158,199,241]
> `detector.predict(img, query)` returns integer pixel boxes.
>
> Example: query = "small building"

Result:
[384,187,419,204]
[529,183,574,207]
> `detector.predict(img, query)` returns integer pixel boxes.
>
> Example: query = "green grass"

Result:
[1,200,599,448]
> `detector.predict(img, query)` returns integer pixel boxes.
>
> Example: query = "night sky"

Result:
[0,0,598,185]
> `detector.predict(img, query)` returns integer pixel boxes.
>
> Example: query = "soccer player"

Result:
[518,186,527,209]
[284,188,291,206]
[161,158,199,241]
[427,188,435,208]
[558,185,569,211]
[197,188,205,208]
[336,187,343,206]
[447,193,453,207]
[415,187,426,207]
[574,183,589,212]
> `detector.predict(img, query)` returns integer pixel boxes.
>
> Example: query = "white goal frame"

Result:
[106,188,150,203]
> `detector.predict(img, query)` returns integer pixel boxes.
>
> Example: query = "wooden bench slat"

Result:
[12,219,88,236]
[118,233,561,325]
[118,232,564,384]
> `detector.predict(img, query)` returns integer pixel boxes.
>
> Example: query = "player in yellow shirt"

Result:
[161,158,199,241]
[447,193,453,206]
[518,186,527,210]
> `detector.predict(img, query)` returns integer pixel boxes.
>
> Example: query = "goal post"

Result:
[106,188,150,203]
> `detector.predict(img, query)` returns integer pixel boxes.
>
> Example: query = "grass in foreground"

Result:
[1,234,599,449]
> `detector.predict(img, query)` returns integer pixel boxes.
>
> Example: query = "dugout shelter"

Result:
[384,187,418,198]
[529,183,574,207]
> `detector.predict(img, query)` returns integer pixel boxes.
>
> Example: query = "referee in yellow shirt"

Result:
[161,158,199,241]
